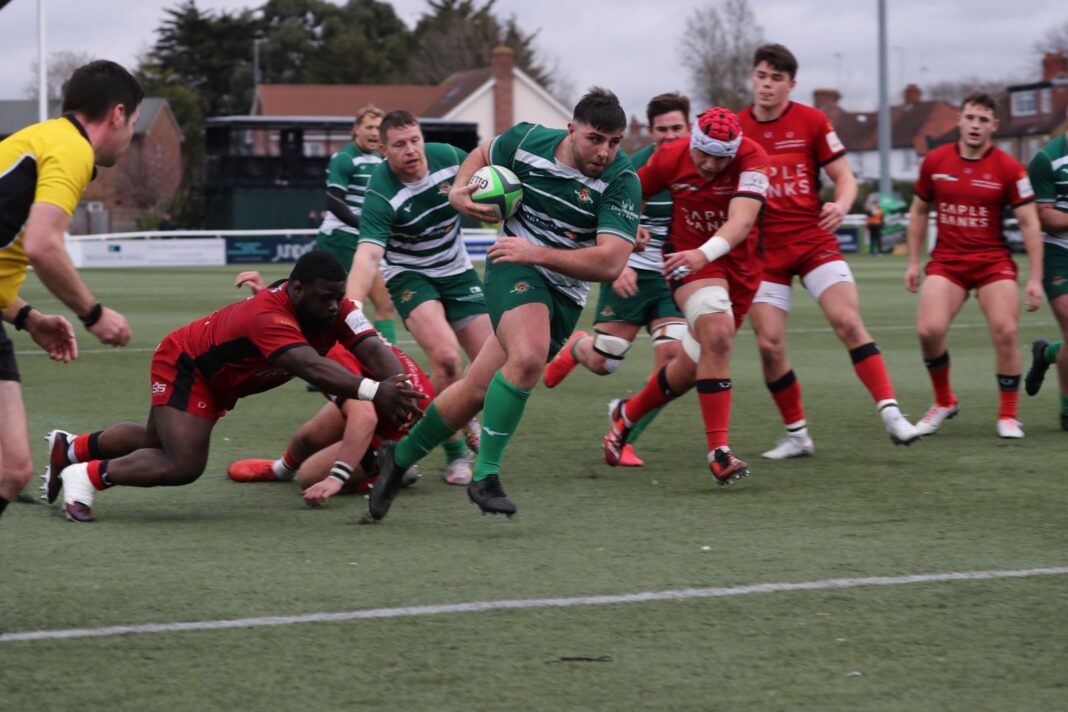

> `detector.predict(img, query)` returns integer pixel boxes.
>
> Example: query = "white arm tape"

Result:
[351,299,363,311]
[697,235,731,263]
[357,378,380,401]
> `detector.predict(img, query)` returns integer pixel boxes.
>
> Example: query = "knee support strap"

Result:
[593,332,632,374]
[649,320,687,346]
[683,286,733,327]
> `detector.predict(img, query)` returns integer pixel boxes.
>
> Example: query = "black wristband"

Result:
[13,304,33,331]
[79,302,103,328]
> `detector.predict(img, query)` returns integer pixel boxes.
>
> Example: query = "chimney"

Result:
[813,88,841,111]
[491,43,515,135]
[904,83,922,104]
[1043,51,1068,82]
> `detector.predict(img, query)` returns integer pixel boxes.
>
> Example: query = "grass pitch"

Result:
[2,257,1066,711]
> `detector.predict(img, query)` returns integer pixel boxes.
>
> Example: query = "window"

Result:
[1011,90,1036,117]
[1040,88,1052,114]
[1025,137,1044,161]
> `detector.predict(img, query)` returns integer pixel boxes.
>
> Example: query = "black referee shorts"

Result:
[0,322,21,382]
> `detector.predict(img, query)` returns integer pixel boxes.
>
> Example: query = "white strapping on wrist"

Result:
[697,235,731,263]
[357,378,380,401]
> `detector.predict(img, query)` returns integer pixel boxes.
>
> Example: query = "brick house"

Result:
[0,97,183,233]
[249,44,571,153]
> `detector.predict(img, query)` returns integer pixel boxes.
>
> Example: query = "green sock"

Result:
[374,319,397,343]
[1060,394,1068,417]
[473,371,531,481]
[394,403,456,469]
[1044,340,1062,364]
[626,405,663,444]
[442,437,466,464]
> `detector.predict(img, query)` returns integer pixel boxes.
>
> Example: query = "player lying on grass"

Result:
[226,270,434,506]
[40,251,425,522]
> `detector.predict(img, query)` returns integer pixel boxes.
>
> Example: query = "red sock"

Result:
[281,449,303,471]
[850,343,895,403]
[696,379,731,452]
[86,460,112,491]
[924,352,955,406]
[623,366,679,423]
[997,374,1020,420]
[72,432,104,462]
[767,370,804,425]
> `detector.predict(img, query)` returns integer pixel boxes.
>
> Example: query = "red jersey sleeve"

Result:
[811,109,847,167]
[248,304,310,362]
[637,141,676,198]
[999,153,1036,208]
[733,139,771,202]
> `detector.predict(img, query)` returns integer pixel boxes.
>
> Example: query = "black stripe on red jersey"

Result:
[732,191,766,203]
[1010,196,1035,209]
[817,150,847,168]
[265,341,307,364]
[195,337,262,378]
[167,352,197,411]
[914,188,933,203]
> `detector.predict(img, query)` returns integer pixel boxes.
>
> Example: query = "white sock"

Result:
[271,457,297,482]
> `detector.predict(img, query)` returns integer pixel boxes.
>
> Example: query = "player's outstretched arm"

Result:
[22,202,130,346]
[1014,201,1045,311]
[904,196,931,292]
[274,345,426,424]
[350,333,405,380]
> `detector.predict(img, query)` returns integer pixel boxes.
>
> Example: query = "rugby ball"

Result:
[469,165,523,221]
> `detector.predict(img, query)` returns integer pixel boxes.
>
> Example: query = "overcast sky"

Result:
[0,0,1062,119]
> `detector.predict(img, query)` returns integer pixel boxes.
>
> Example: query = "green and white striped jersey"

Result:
[627,143,671,273]
[359,143,470,281]
[1028,133,1068,250]
[319,142,382,236]
[489,122,641,306]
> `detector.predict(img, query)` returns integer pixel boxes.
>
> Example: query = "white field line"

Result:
[2,566,1065,644]
[11,318,1050,357]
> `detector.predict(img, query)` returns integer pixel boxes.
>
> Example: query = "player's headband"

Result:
[690,107,742,158]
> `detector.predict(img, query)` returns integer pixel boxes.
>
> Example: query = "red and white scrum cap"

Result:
[690,107,743,158]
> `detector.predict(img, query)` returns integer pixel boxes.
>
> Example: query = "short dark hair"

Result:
[378,110,419,141]
[961,92,998,113]
[291,250,346,285]
[61,60,143,123]
[753,43,799,79]
[573,87,626,133]
[646,92,691,127]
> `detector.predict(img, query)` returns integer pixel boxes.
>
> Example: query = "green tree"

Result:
[408,0,556,90]
[140,0,258,117]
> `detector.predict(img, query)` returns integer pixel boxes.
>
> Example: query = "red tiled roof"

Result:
[255,84,448,117]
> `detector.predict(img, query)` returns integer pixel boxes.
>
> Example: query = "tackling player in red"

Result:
[738,43,919,459]
[40,251,425,522]
[226,270,434,504]
[905,91,1043,438]
[604,107,768,484]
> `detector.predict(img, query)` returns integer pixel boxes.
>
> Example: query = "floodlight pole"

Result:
[38,0,47,121]
[877,0,891,200]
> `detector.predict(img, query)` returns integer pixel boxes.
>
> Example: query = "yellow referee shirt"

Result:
[0,115,94,309]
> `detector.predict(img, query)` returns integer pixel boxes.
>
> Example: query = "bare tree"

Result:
[924,76,1023,106]
[679,0,764,111]
[1034,19,1068,59]
[24,50,95,102]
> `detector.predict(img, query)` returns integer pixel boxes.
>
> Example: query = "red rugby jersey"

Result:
[169,282,376,406]
[915,143,1035,261]
[638,136,769,279]
[738,102,846,244]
